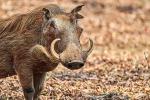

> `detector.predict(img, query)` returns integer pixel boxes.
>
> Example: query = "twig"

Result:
[144,52,150,69]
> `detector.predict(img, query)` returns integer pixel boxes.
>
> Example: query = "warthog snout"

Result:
[67,60,84,69]
[50,38,93,70]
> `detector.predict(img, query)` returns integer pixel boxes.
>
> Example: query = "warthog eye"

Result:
[50,20,55,28]
[77,26,83,33]
[76,26,83,37]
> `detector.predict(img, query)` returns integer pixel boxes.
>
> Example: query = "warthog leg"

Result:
[33,72,46,100]
[14,57,35,100]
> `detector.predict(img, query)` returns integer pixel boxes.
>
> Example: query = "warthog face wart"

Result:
[42,5,93,70]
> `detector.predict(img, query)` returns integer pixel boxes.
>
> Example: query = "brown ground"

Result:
[0,0,150,100]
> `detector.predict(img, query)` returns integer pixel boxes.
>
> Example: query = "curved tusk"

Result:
[83,38,94,55]
[82,38,94,60]
[50,38,61,60]
[30,44,53,62]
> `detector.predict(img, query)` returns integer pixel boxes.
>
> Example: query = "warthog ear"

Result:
[42,8,51,20]
[74,13,84,19]
[42,8,55,27]
[71,5,84,13]
[70,5,84,19]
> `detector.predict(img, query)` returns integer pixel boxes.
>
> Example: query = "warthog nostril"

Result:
[67,60,84,68]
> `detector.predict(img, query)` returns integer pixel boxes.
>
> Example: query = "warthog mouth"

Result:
[50,38,93,69]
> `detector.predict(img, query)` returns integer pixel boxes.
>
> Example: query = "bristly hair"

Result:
[0,4,64,39]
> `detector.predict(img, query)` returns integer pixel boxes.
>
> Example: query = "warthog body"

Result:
[0,4,93,100]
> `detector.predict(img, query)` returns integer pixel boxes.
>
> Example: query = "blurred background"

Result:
[0,0,150,99]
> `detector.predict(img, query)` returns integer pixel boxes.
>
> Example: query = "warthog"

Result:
[0,4,93,100]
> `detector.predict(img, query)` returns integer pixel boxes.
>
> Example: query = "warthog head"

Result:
[42,5,93,70]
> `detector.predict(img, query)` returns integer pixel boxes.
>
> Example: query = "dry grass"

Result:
[0,0,150,100]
